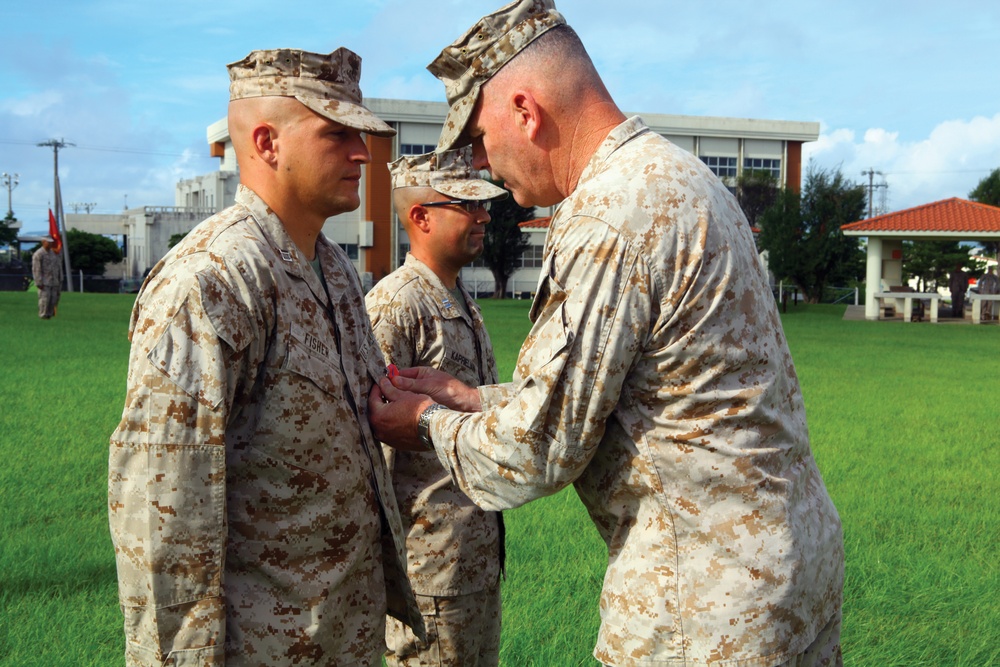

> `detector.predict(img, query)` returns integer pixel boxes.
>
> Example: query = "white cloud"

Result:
[1,91,63,117]
[803,114,1000,212]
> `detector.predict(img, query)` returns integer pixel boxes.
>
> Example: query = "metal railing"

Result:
[772,283,860,308]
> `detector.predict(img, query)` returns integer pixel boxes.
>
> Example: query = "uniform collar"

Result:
[236,184,333,307]
[574,116,650,192]
[403,253,470,320]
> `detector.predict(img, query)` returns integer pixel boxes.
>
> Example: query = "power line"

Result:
[0,139,213,159]
[881,168,994,175]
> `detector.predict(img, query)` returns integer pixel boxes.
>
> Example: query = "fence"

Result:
[0,270,31,291]
[0,268,143,294]
[773,282,860,310]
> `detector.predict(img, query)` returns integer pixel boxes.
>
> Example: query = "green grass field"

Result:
[0,291,997,666]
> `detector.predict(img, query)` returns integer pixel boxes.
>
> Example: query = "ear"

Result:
[251,123,279,166]
[511,90,541,141]
[408,204,433,235]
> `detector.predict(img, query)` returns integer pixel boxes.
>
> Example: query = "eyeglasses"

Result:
[420,199,492,213]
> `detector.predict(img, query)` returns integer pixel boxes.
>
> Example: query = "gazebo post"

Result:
[865,237,883,320]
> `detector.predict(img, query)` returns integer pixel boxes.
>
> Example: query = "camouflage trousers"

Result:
[385,584,501,667]
[38,286,60,319]
[774,609,843,667]
[601,610,842,667]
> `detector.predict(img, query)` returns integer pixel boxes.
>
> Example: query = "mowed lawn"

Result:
[0,291,996,666]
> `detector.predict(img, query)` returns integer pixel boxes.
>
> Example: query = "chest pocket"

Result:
[519,273,572,379]
[284,325,345,396]
[247,326,354,475]
[440,348,480,387]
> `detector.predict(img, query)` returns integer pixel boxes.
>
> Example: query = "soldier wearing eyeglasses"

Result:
[365,148,507,667]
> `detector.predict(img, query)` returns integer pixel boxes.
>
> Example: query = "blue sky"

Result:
[2,0,998,233]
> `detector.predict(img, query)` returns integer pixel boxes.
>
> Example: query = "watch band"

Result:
[417,403,448,450]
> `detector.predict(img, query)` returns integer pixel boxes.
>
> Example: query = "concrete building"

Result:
[70,99,819,290]
[65,208,214,282]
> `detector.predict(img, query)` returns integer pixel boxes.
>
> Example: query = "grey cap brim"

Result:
[297,96,396,138]
[436,82,482,151]
[433,177,509,201]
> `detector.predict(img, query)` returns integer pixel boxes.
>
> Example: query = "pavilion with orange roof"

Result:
[842,198,1000,322]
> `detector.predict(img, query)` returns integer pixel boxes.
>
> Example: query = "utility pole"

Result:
[1,173,19,263]
[2,172,18,218]
[861,168,887,219]
[38,138,75,291]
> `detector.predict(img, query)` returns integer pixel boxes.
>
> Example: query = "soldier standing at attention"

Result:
[108,48,422,666]
[32,236,61,319]
[369,1,845,666]
[977,266,998,320]
[950,263,969,318]
[366,148,508,667]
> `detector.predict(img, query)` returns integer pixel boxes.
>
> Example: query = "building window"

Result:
[700,156,737,178]
[743,157,781,180]
[339,243,359,260]
[398,243,410,267]
[520,244,545,268]
[400,144,437,156]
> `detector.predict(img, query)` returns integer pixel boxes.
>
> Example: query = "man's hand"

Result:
[368,378,435,451]
[391,366,482,412]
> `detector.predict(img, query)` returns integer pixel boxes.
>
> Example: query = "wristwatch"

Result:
[417,403,448,450]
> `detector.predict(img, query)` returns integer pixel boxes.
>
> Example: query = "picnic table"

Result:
[969,293,1000,324]
[874,290,942,323]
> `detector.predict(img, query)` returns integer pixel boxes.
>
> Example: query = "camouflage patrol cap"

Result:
[390,147,508,201]
[427,0,566,151]
[227,48,395,138]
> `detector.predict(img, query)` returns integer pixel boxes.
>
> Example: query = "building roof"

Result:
[841,198,1000,238]
[364,99,820,142]
[519,217,551,229]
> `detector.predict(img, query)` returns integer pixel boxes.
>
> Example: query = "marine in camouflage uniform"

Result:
[108,48,422,667]
[366,149,507,667]
[977,267,998,320]
[369,2,845,666]
[32,237,61,319]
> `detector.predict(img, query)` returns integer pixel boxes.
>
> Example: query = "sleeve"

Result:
[31,251,41,284]
[366,288,418,372]
[477,382,516,410]
[430,219,653,511]
[108,268,257,666]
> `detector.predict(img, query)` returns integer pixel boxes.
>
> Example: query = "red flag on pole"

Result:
[48,208,62,254]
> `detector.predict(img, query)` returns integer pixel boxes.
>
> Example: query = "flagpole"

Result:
[38,139,74,291]
[55,177,72,291]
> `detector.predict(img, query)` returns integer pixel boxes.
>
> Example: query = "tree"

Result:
[66,228,123,276]
[757,166,866,303]
[0,213,18,247]
[168,231,189,248]
[481,188,534,298]
[969,167,1000,206]
[904,240,977,291]
[736,169,779,231]
[968,167,1000,258]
